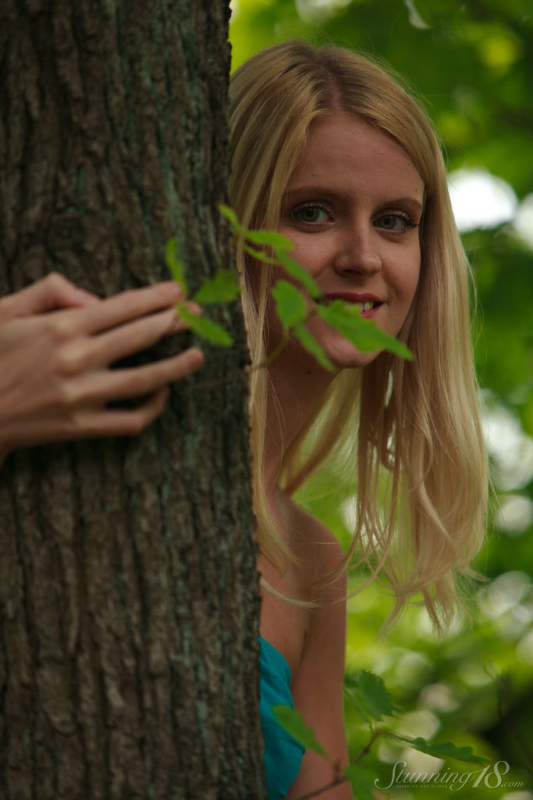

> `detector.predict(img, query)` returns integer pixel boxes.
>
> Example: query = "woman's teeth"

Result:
[316,298,376,311]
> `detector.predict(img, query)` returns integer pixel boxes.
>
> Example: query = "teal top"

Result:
[259,636,305,799]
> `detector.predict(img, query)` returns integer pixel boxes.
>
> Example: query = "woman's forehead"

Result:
[284,111,425,206]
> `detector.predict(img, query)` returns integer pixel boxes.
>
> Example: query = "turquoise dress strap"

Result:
[259,636,305,799]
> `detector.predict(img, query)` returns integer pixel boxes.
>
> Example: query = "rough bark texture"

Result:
[0,1,265,797]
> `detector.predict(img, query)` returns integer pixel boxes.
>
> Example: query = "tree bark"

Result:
[0,1,265,797]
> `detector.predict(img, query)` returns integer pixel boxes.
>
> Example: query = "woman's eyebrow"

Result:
[387,196,425,215]
[284,187,425,215]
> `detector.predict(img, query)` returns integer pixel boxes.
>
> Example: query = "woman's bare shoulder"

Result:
[283,494,347,597]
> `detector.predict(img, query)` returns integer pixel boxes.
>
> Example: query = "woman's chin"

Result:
[323,339,383,371]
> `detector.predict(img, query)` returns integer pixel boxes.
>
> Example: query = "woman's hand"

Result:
[0,273,204,457]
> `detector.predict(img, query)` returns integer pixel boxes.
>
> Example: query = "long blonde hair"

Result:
[228,40,487,629]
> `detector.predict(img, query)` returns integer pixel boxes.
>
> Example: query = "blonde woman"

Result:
[229,40,487,798]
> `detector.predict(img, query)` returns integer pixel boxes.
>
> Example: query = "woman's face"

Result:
[271,110,424,370]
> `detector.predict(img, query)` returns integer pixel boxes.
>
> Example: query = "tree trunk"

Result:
[0,1,265,797]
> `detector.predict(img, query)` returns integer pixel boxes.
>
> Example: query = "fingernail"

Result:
[185,302,202,316]
[169,281,183,296]
[75,289,99,304]
[187,348,204,368]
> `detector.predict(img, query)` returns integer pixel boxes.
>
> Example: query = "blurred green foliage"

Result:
[230,1,533,795]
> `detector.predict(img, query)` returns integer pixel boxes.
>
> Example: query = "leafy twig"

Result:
[166,207,414,368]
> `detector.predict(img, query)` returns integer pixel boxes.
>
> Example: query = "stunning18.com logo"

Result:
[375,760,526,791]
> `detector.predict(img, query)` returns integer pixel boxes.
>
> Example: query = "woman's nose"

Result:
[332,226,382,276]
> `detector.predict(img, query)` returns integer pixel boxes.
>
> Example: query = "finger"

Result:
[0,273,99,320]
[88,303,202,367]
[76,387,170,437]
[1,387,170,446]
[78,281,184,335]
[72,348,205,404]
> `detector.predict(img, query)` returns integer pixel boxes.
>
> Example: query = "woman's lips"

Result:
[322,292,383,318]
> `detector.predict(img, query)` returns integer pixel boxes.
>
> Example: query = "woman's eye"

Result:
[293,205,330,224]
[376,213,417,232]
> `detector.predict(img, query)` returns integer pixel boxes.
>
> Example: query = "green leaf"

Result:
[193,270,241,305]
[243,243,277,264]
[316,301,413,360]
[178,305,233,347]
[343,684,371,725]
[245,229,295,250]
[392,735,489,765]
[271,280,307,330]
[276,250,321,298]
[243,245,321,300]
[343,765,378,800]
[220,204,294,250]
[353,670,398,721]
[293,322,335,372]
[165,238,188,297]
[273,705,329,759]
[219,204,241,231]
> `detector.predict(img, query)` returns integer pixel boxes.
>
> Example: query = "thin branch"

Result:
[294,729,383,800]
[293,775,349,800]
[352,727,383,766]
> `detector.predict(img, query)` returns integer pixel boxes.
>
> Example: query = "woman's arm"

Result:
[288,523,352,800]
[0,273,203,458]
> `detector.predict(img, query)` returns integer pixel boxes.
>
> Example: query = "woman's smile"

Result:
[316,291,382,317]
